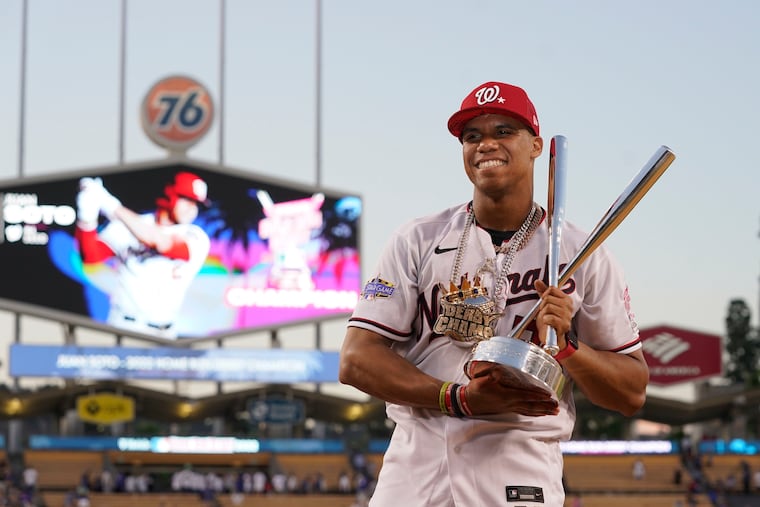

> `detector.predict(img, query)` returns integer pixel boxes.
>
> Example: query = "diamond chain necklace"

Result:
[450,202,542,311]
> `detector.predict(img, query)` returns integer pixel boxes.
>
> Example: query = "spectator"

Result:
[136,472,153,493]
[252,469,268,494]
[724,472,737,493]
[204,472,223,494]
[79,469,93,491]
[681,436,693,459]
[114,471,126,493]
[240,471,252,493]
[741,461,751,495]
[350,450,367,476]
[673,467,683,486]
[123,473,136,493]
[300,474,315,494]
[286,471,299,493]
[338,470,352,494]
[354,471,370,496]
[270,470,287,493]
[75,485,90,507]
[21,465,38,496]
[99,468,115,493]
[313,472,327,494]
[171,464,203,493]
[632,459,646,481]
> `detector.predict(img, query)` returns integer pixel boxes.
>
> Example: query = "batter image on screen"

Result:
[74,172,211,339]
[339,81,649,506]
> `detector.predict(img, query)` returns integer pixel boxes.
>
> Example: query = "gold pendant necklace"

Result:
[432,203,542,343]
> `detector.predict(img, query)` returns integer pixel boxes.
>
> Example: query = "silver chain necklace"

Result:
[450,202,541,311]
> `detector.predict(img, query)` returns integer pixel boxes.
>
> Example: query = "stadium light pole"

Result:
[217,0,227,397]
[9,0,29,457]
[314,0,324,366]
[118,0,127,164]
[15,0,29,351]
[218,0,226,166]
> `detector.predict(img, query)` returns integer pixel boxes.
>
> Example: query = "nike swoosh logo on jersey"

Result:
[434,246,458,254]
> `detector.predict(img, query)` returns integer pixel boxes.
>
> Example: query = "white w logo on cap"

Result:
[475,85,500,105]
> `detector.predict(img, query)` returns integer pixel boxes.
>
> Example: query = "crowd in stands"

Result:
[666,446,760,507]
[3,450,379,507]
[158,453,377,505]
[8,446,760,507]
[0,460,46,507]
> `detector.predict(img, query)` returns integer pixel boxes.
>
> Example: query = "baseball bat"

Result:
[510,145,676,340]
[544,135,569,355]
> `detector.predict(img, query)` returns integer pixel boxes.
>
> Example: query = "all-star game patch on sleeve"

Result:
[360,276,396,300]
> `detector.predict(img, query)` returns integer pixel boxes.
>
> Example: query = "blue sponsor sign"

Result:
[10,344,339,383]
[258,439,344,453]
[29,435,120,451]
[248,399,305,423]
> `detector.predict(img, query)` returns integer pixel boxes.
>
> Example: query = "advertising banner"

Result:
[10,344,340,382]
[640,325,723,386]
[76,393,135,425]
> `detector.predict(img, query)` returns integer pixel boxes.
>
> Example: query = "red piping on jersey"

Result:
[611,337,641,353]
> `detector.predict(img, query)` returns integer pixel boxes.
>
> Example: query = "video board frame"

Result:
[0,157,362,346]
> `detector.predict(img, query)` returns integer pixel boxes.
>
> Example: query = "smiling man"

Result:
[339,81,648,506]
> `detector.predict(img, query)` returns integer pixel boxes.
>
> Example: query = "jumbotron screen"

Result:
[0,160,362,343]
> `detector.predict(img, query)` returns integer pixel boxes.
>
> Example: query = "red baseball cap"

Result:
[447,81,540,138]
[167,172,210,206]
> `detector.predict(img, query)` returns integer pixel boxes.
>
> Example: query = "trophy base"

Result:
[464,336,568,401]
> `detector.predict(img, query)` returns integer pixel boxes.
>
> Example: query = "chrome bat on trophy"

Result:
[509,145,677,341]
[544,135,569,356]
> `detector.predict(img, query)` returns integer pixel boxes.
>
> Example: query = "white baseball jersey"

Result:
[348,202,640,506]
[99,213,210,336]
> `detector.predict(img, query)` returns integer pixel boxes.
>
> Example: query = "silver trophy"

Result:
[464,141,676,400]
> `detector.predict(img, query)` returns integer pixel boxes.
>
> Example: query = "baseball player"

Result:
[339,81,649,506]
[75,172,211,339]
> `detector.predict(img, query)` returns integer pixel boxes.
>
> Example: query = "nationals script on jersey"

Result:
[348,202,640,440]
[98,214,210,336]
